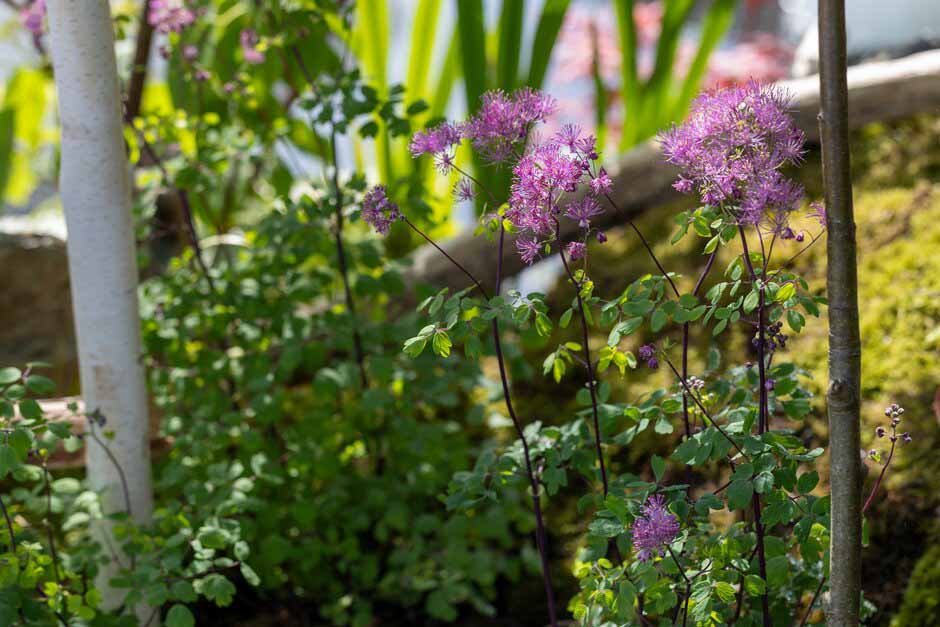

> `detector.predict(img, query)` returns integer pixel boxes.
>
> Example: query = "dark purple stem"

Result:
[406,216,557,626]
[601,192,680,298]
[799,576,827,626]
[681,251,718,436]
[738,226,771,627]
[403,218,488,298]
[328,130,368,390]
[555,220,609,498]
[663,356,745,457]
[862,439,896,514]
[492,223,558,627]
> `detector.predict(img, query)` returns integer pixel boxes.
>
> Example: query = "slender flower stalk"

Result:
[556,221,610,498]
[368,92,561,621]
[329,130,369,390]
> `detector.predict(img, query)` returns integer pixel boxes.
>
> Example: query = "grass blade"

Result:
[526,0,571,89]
[615,0,640,148]
[497,0,525,89]
[672,0,738,120]
[456,0,488,112]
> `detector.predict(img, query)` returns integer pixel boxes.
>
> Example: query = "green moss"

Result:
[892,542,940,626]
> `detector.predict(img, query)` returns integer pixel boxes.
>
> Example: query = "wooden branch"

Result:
[407,49,940,292]
[124,0,155,121]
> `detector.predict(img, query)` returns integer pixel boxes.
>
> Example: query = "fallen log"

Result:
[408,49,940,293]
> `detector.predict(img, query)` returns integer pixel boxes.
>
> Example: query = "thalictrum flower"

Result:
[516,236,543,266]
[660,81,806,227]
[240,29,265,64]
[20,0,45,36]
[462,88,556,164]
[362,185,402,236]
[148,0,196,33]
[632,494,680,561]
[565,241,586,261]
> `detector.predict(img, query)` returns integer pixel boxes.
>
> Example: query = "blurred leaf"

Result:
[672,0,738,120]
[526,0,571,89]
[497,0,524,89]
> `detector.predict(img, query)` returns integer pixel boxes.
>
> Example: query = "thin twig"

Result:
[663,357,744,456]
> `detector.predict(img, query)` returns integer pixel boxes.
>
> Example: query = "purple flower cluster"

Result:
[506,124,609,264]
[660,81,806,226]
[361,185,402,235]
[632,494,680,561]
[462,88,557,164]
[752,320,787,355]
[638,344,658,369]
[241,29,265,65]
[148,0,196,34]
[20,0,45,37]
[409,90,555,173]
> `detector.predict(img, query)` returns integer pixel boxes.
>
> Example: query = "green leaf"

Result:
[743,290,759,313]
[787,309,805,333]
[0,108,13,203]
[744,574,766,596]
[497,0,524,88]
[199,574,236,607]
[432,331,452,357]
[426,589,458,621]
[671,0,736,120]
[24,375,55,396]
[726,479,753,511]
[197,526,229,550]
[651,308,668,332]
[526,0,571,89]
[651,454,665,482]
[170,581,197,603]
[714,581,736,603]
[535,312,552,337]
[767,555,789,586]
[405,0,442,103]
[0,445,20,479]
[797,470,819,494]
[166,604,195,627]
[0,367,20,386]
[403,336,427,358]
[775,282,796,303]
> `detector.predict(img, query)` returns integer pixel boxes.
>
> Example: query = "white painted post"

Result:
[46,0,155,618]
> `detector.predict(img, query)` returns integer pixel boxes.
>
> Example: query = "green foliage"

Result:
[0,367,247,625]
[892,542,940,626]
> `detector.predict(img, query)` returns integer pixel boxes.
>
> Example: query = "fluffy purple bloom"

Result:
[638,344,656,361]
[454,179,476,202]
[632,495,680,562]
[240,29,265,64]
[565,197,603,228]
[148,0,196,33]
[590,169,612,195]
[361,185,402,235]
[516,236,543,265]
[507,140,588,237]
[462,88,556,164]
[660,81,806,226]
[809,201,827,227]
[565,241,586,261]
[409,122,461,157]
[20,0,45,37]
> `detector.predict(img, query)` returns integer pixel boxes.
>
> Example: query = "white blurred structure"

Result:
[790,0,940,76]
